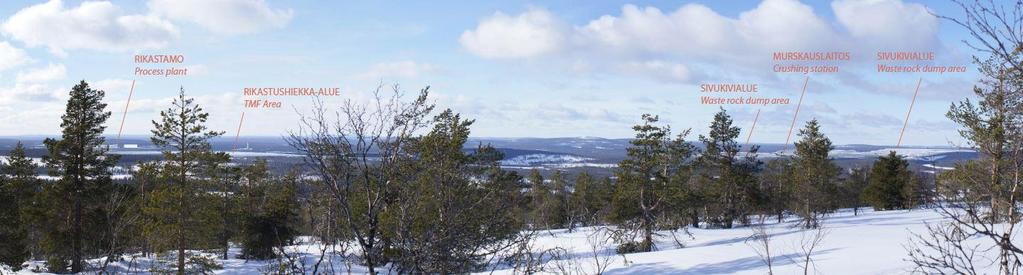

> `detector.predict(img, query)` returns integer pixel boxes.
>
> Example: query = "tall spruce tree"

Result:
[42,80,118,272]
[862,151,912,210]
[788,119,840,228]
[146,87,225,275]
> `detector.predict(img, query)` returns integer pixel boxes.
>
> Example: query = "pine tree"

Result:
[42,80,119,272]
[862,151,912,210]
[239,164,299,260]
[5,142,36,194]
[904,172,933,209]
[612,114,695,252]
[0,170,28,271]
[842,167,870,216]
[697,108,760,228]
[0,142,37,268]
[146,87,225,275]
[550,170,570,229]
[200,151,234,260]
[788,119,840,228]
[760,158,793,222]
[385,109,523,272]
[132,161,161,257]
[570,172,612,226]
[945,54,1021,223]
[527,169,551,229]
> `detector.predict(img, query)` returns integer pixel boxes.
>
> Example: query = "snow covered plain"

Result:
[5,208,1007,274]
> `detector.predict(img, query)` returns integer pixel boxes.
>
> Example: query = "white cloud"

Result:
[92,79,135,95]
[0,82,64,104]
[16,63,66,83]
[357,61,436,79]
[535,103,630,124]
[460,0,941,83]
[460,8,565,59]
[735,0,838,51]
[1,0,179,55]
[0,42,30,72]
[578,4,738,58]
[148,0,294,34]
[832,0,938,50]
[578,0,839,60]
[619,60,693,83]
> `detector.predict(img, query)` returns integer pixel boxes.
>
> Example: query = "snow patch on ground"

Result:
[922,163,954,171]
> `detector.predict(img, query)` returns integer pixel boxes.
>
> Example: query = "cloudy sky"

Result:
[0,0,986,146]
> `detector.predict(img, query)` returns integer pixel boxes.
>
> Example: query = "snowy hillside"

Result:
[500,153,617,169]
[5,208,1002,274]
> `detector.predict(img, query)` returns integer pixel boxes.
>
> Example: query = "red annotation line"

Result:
[233,112,245,150]
[745,109,761,149]
[897,77,923,148]
[116,80,136,143]
[783,76,809,152]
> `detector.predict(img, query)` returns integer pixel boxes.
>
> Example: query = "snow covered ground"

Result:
[5,208,1008,274]
[484,208,951,275]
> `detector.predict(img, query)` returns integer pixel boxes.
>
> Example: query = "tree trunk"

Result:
[804,198,811,227]
[177,246,185,275]
[643,215,654,252]
[72,188,83,273]
[178,140,187,275]
[691,209,700,228]
[177,197,186,275]
[222,184,230,260]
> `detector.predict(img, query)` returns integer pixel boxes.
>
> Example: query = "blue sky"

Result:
[0,0,987,146]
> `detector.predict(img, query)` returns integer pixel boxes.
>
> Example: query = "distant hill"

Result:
[0,136,976,177]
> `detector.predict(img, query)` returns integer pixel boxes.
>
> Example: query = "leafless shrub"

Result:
[586,227,617,275]
[790,224,828,275]
[746,216,775,275]
[906,221,987,275]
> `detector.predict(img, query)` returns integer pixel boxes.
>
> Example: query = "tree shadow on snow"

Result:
[604,262,688,275]
[674,248,840,274]
[686,228,805,249]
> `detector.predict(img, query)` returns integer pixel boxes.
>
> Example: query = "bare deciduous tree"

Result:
[287,85,434,274]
